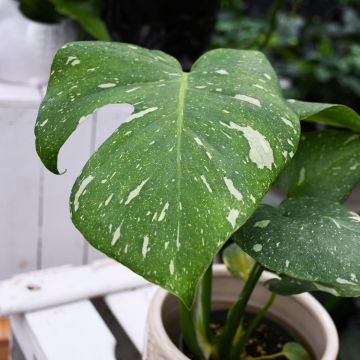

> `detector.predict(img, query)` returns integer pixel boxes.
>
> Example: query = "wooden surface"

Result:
[0,318,9,360]
[0,82,133,280]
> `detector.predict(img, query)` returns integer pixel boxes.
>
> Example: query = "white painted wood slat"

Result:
[105,285,158,352]
[0,259,149,317]
[11,300,116,360]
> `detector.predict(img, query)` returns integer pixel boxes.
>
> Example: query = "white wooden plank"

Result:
[105,285,158,353]
[0,83,40,104]
[11,300,116,360]
[40,115,95,268]
[0,104,42,280]
[0,259,149,316]
[87,103,133,263]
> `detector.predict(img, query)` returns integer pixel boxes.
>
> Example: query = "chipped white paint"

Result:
[111,220,124,246]
[125,178,150,205]
[253,244,263,252]
[126,107,158,122]
[297,168,306,186]
[158,202,170,221]
[74,175,94,211]
[281,117,293,128]
[200,175,213,193]
[234,94,261,108]
[220,122,274,169]
[169,260,175,275]
[215,69,229,75]
[226,209,239,228]
[105,193,114,206]
[98,83,116,89]
[254,220,270,228]
[142,235,150,259]
[224,177,243,201]
[125,87,140,93]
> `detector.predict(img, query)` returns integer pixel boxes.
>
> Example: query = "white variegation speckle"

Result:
[194,137,204,146]
[281,117,294,128]
[315,283,340,296]
[253,244,263,252]
[176,223,181,250]
[142,235,150,258]
[298,168,306,185]
[158,202,170,221]
[169,259,175,275]
[74,175,94,211]
[40,119,48,127]
[98,83,116,88]
[220,122,274,169]
[224,177,243,201]
[200,175,213,193]
[126,107,158,122]
[105,193,114,206]
[125,178,150,205]
[349,212,360,222]
[216,69,229,75]
[336,277,357,285]
[125,87,140,93]
[285,260,290,268]
[195,85,207,89]
[227,209,239,228]
[263,73,271,80]
[111,220,124,246]
[234,94,261,107]
[254,220,270,228]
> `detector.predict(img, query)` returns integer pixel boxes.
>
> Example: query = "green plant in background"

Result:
[19,0,110,40]
[34,41,360,359]
[212,0,360,112]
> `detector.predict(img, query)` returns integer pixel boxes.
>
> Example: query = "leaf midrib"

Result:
[176,73,189,243]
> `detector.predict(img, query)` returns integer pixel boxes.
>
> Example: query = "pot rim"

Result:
[146,264,339,360]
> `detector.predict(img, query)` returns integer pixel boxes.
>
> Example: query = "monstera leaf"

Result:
[35,42,301,306]
[287,99,360,132]
[277,130,360,203]
[233,197,360,297]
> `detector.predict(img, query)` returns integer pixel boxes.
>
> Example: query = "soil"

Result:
[181,310,313,360]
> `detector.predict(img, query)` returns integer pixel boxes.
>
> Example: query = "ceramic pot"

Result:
[144,264,338,360]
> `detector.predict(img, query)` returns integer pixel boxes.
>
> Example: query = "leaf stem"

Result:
[217,262,264,359]
[194,263,215,358]
[179,301,203,358]
[231,292,277,359]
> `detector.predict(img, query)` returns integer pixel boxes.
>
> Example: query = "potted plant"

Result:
[34,41,360,359]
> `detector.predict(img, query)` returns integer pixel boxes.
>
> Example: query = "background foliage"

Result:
[212,0,360,112]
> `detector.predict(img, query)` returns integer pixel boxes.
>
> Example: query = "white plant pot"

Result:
[144,264,338,360]
[0,0,80,85]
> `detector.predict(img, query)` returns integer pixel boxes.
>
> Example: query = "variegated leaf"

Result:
[35,42,300,306]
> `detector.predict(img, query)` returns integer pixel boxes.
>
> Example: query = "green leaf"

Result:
[234,197,360,297]
[35,42,300,307]
[222,243,255,282]
[276,130,360,203]
[283,342,311,360]
[287,99,360,132]
[51,0,111,41]
[265,276,318,296]
[20,0,60,23]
